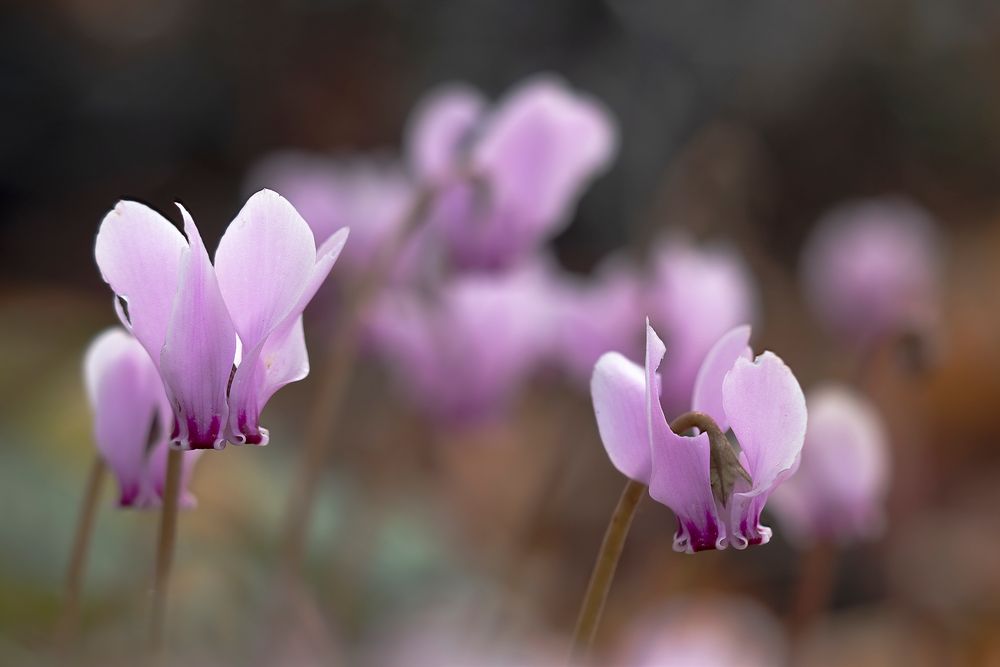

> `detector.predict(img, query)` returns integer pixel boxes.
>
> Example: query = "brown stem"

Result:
[55,456,106,646]
[149,448,183,652]
[569,478,646,663]
[277,185,435,578]
[569,411,734,662]
[790,540,838,640]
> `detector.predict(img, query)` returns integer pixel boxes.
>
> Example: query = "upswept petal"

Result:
[591,352,651,484]
[645,323,724,553]
[215,189,318,351]
[691,325,752,430]
[471,75,617,234]
[84,328,167,506]
[406,84,487,180]
[723,352,807,546]
[94,201,187,364]
[160,206,237,450]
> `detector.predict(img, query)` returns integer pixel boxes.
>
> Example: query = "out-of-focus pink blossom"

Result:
[245,151,416,278]
[770,384,891,545]
[84,327,201,508]
[646,238,758,416]
[591,323,806,552]
[367,264,554,427]
[406,74,618,271]
[616,596,787,667]
[548,254,643,384]
[95,190,348,449]
[801,197,940,346]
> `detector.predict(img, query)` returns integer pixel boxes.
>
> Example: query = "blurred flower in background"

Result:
[800,197,941,351]
[770,384,891,546]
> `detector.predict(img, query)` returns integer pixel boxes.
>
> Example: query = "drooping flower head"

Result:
[84,327,201,507]
[646,238,758,416]
[245,151,416,279]
[406,75,618,271]
[591,322,806,552]
[801,197,940,347]
[367,263,553,427]
[769,385,890,545]
[95,189,348,449]
[548,254,643,385]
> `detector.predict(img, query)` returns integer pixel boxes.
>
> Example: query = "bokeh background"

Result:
[3,1,1000,665]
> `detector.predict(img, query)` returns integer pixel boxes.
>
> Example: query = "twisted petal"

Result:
[160,206,237,450]
[84,328,166,506]
[216,190,348,444]
[692,325,752,431]
[645,323,724,553]
[406,84,486,180]
[591,352,650,484]
[723,352,807,547]
[94,201,187,365]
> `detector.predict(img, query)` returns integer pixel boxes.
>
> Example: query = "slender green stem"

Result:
[277,185,436,578]
[149,448,183,652]
[569,478,646,662]
[55,456,106,646]
[569,411,731,662]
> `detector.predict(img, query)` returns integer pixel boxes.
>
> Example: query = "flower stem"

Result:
[569,410,730,661]
[149,448,183,652]
[55,456,106,646]
[570,478,646,662]
[277,185,435,578]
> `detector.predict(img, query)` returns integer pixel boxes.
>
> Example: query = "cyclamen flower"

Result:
[769,385,890,545]
[84,327,201,507]
[549,255,643,384]
[591,323,806,552]
[406,75,617,270]
[646,239,758,416]
[246,152,416,279]
[801,197,940,346]
[95,189,348,449]
[367,264,553,426]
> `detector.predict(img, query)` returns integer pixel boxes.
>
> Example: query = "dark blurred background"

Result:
[4,1,1000,665]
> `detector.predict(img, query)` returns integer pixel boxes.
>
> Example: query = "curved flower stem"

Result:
[569,411,730,662]
[149,448,183,652]
[569,478,646,662]
[277,185,436,578]
[55,456,105,646]
[790,540,837,639]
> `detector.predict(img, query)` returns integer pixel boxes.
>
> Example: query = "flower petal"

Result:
[94,201,187,365]
[406,84,487,180]
[723,352,807,546]
[142,443,204,509]
[84,328,167,506]
[691,325,752,430]
[160,206,237,450]
[215,189,319,353]
[591,352,651,484]
[645,323,725,553]
[472,75,617,232]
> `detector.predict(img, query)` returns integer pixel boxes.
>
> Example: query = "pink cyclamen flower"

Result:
[801,197,940,346]
[367,264,553,426]
[406,74,618,270]
[549,254,643,384]
[647,238,758,416]
[245,151,416,278]
[84,327,201,507]
[95,189,348,449]
[591,322,806,552]
[769,384,890,545]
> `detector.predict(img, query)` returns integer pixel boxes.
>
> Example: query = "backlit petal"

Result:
[591,352,650,484]
[406,84,486,180]
[691,325,752,430]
